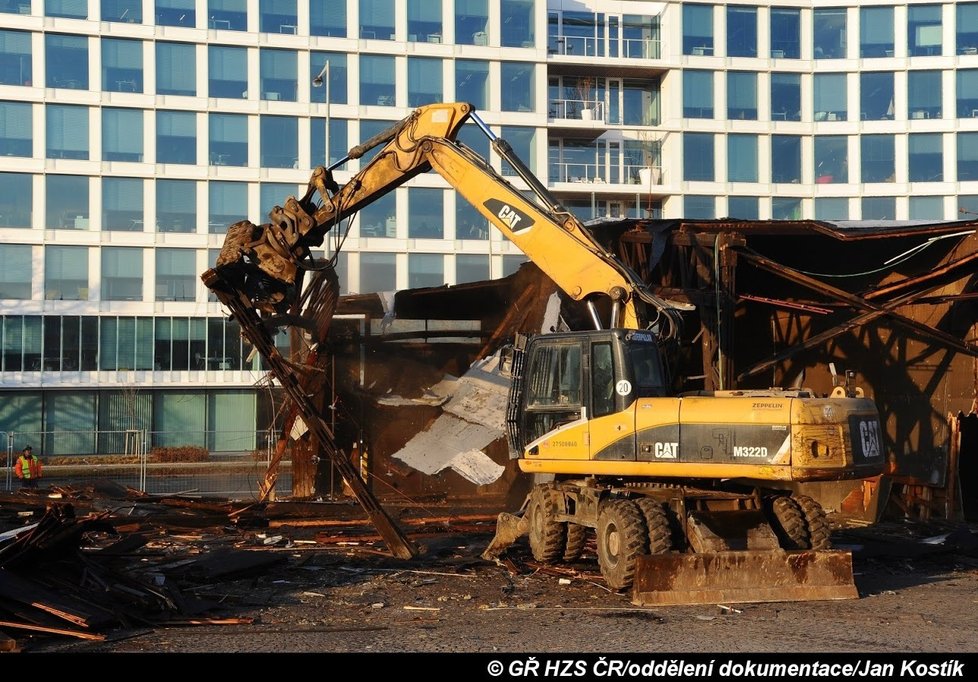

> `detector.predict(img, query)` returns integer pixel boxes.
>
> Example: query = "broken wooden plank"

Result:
[0,620,105,641]
[0,630,20,652]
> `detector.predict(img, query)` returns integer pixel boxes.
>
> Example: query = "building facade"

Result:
[0,0,974,453]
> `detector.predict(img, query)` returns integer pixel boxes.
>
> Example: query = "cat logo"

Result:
[483,198,535,233]
[859,419,882,458]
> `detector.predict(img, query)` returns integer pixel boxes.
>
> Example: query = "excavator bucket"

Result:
[631,550,858,606]
[481,512,529,561]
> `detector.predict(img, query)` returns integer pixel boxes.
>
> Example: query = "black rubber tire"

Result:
[767,495,811,550]
[635,498,674,554]
[596,499,649,591]
[795,495,832,550]
[527,486,567,563]
[563,523,587,562]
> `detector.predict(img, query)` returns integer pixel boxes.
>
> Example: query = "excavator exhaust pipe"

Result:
[631,550,858,607]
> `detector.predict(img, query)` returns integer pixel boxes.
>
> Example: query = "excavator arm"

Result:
[212,102,685,338]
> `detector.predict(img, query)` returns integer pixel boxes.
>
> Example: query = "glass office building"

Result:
[1,0,975,446]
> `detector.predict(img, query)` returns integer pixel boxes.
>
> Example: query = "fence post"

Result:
[139,429,148,492]
[3,432,10,492]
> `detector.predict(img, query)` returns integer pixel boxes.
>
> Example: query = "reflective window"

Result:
[502,255,526,276]
[623,79,659,126]
[456,60,489,111]
[910,196,944,220]
[157,110,197,164]
[209,113,248,167]
[102,39,143,93]
[501,0,535,48]
[500,126,535,176]
[772,197,802,220]
[683,70,713,119]
[960,195,978,217]
[360,253,396,293]
[726,6,756,58]
[958,132,978,181]
[814,136,847,183]
[408,188,444,239]
[772,135,801,183]
[456,198,488,240]
[727,196,759,219]
[770,7,800,59]
[260,116,298,168]
[0,30,32,86]
[0,172,31,228]
[157,179,196,233]
[157,42,196,96]
[958,70,978,118]
[310,0,345,36]
[259,186,297,221]
[0,244,31,299]
[310,52,347,104]
[860,7,893,58]
[46,175,89,229]
[260,0,297,34]
[360,55,395,106]
[208,181,247,232]
[727,71,756,120]
[728,134,757,182]
[862,197,895,220]
[208,0,246,30]
[101,247,143,301]
[861,135,894,183]
[46,0,86,18]
[47,34,89,90]
[814,73,846,121]
[359,192,396,237]
[683,4,713,55]
[209,46,247,99]
[408,57,443,108]
[0,101,31,157]
[102,0,141,22]
[156,0,194,26]
[408,254,443,289]
[357,119,395,165]
[45,246,88,300]
[813,8,846,59]
[684,132,714,181]
[860,72,894,120]
[408,0,441,42]
[909,133,942,182]
[46,104,88,160]
[684,196,714,219]
[360,0,394,40]
[310,118,348,167]
[456,0,488,46]
[102,108,143,162]
[815,197,848,220]
[909,70,942,120]
[103,178,144,231]
[770,73,800,121]
[1,0,31,14]
[909,5,942,57]
[260,49,297,102]
[501,63,535,112]
[456,255,489,284]
[958,3,978,55]
[156,249,196,301]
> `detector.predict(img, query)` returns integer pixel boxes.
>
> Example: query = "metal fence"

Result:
[2,429,292,500]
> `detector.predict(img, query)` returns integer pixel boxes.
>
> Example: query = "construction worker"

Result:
[14,445,42,489]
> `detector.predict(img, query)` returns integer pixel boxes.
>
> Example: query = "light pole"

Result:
[312,61,330,168]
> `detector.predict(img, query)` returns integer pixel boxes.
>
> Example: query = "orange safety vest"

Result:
[15,454,41,480]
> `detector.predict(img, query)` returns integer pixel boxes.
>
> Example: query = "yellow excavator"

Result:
[208,102,884,605]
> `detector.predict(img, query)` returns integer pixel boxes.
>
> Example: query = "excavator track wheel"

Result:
[635,498,674,554]
[767,495,810,550]
[596,499,649,591]
[795,495,832,550]
[527,486,567,563]
[563,523,588,562]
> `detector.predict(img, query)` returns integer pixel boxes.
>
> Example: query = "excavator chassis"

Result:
[483,481,859,606]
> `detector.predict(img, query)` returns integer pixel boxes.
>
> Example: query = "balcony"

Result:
[548,34,660,60]
[549,98,605,122]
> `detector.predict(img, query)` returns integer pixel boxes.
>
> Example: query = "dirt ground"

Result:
[29,521,978,655]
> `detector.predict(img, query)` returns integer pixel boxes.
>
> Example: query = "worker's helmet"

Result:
[23,445,32,453]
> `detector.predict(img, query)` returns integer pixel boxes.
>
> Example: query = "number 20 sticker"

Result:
[616,380,632,396]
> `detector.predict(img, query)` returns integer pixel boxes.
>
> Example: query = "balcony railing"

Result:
[548,35,660,60]
[549,98,606,122]
[548,161,664,186]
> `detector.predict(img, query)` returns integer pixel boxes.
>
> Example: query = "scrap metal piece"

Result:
[631,550,858,606]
